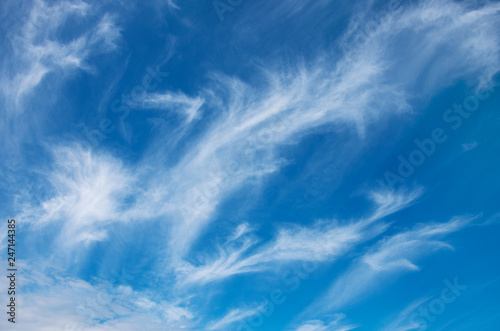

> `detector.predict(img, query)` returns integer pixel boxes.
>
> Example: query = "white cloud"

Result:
[340,0,500,92]
[19,145,135,247]
[165,0,180,10]
[0,270,193,331]
[207,305,265,330]
[380,296,432,331]
[1,0,121,111]
[131,0,500,261]
[138,91,205,123]
[5,1,500,329]
[462,141,478,152]
[293,216,472,328]
[132,54,411,259]
[0,0,122,164]
[295,314,357,331]
[13,0,499,266]
[176,189,420,286]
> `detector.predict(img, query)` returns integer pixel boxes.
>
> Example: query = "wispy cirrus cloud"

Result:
[12,0,500,265]
[0,0,122,166]
[207,305,266,331]
[1,0,121,110]
[4,0,500,330]
[176,189,421,286]
[3,265,194,331]
[380,296,433,331]
[128,0,500,261]
[138,91,205,123]
[292,216,473,329]
[339,0,500,92]
[19,144,135,247]
[295,314,357,331]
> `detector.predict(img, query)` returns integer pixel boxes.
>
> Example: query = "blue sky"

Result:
[1,0,500,330]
